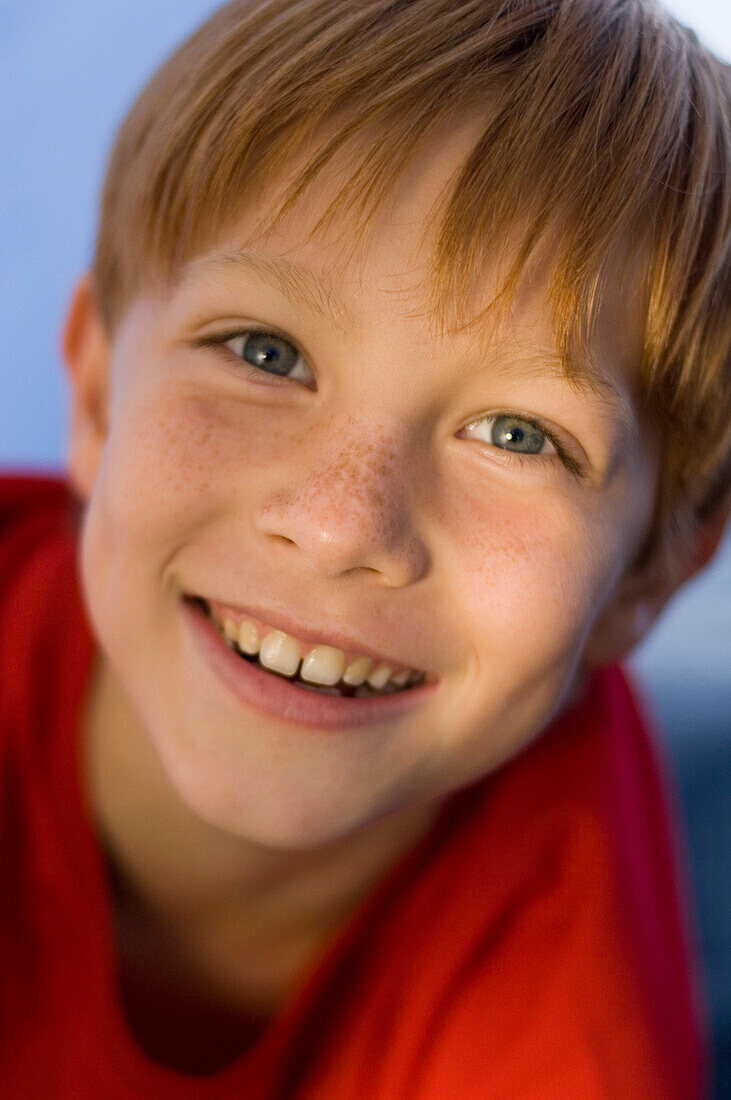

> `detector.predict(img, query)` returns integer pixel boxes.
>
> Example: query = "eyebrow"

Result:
[185,248,636,437]
[488,347,637,438]
[185,248,354,332]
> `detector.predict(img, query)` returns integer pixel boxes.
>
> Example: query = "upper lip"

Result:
[195,594,429,675]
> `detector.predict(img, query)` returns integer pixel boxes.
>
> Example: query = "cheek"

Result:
[79,384,311,621]
[441,481,620,669]
[78,390,231,621]
[87,388,275,550]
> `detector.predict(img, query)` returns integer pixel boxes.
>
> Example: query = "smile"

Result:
[196,597,426,698]
[182,596,441,731]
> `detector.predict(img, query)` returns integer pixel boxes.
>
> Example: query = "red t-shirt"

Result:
[0,471,711,1098]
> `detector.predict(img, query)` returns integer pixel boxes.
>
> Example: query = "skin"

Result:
[61,122,721,1021]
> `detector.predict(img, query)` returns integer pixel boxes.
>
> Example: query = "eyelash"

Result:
[469,416,581,476]
[195,328,303,386]
[195,327,583,476]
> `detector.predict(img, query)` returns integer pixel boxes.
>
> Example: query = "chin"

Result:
[148,720,389,850]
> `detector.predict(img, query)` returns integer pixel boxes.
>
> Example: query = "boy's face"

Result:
[67,122,657,847]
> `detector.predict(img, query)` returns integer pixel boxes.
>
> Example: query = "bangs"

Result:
[93,0,731,539]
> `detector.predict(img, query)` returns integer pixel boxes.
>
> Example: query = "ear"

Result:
[60,272,111,501]
[583,500,730,667]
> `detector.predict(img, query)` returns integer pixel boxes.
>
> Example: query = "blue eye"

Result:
[489,414,554,455]
[200,327,313,384]
[236,331,300,376]
[461,411,584,473]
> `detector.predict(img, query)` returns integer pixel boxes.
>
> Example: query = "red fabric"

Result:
[0,470,711,1098]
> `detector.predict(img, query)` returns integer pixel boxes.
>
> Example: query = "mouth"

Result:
[182,595,441,732]
[192,596,426,699]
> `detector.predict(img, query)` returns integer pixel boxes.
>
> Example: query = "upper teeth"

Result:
[213,609,421,690]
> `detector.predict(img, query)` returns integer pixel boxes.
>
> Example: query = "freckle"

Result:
[263,418,411,540]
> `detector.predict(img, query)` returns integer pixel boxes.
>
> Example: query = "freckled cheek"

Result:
[442,489,614,663]
[94,390,281,547]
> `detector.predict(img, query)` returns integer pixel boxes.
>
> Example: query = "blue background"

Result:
[1,2,729,1093]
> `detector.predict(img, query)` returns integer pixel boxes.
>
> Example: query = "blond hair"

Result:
[92,0,731,564]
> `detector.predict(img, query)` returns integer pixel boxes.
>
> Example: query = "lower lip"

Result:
[181,597,440,731]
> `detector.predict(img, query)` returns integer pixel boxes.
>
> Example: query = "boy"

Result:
[1,0,728,1094]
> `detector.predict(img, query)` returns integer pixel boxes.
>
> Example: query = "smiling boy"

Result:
[1,0,729,1096]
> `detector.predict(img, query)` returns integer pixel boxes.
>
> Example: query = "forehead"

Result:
[176,118,644,424]
[186,117,486,312]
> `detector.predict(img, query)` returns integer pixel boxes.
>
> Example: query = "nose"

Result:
[254,425,431,587]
